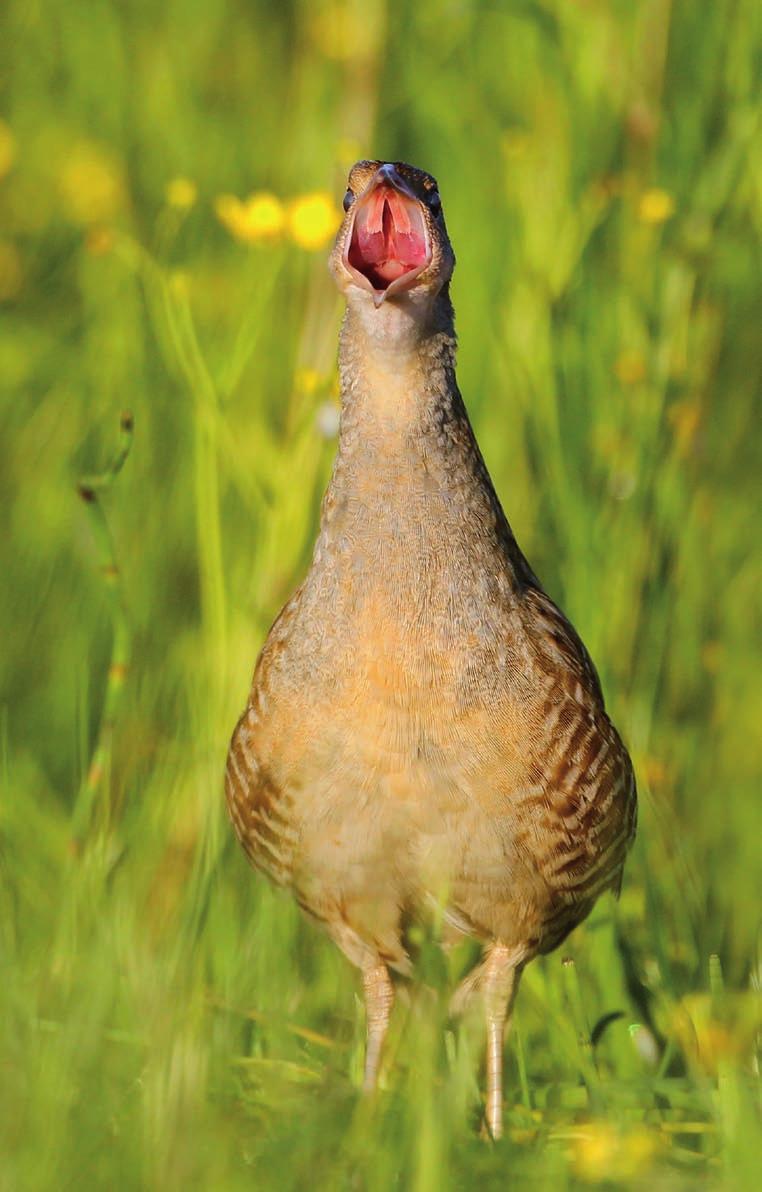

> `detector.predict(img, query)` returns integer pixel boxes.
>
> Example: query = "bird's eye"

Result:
[427,189,442,216]
[343,188,354,212]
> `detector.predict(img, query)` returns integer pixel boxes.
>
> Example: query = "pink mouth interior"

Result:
[348,185,429,290]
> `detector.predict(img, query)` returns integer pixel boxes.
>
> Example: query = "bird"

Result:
[225,159,637,1139]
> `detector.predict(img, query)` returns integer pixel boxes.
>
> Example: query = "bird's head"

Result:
[330,160,455,322]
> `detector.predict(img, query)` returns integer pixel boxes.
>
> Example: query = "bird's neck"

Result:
[314,287,535,593]
[333,288,467,471]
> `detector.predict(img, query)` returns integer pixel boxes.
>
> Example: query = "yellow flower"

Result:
[668,397,701,456]
[169,270,191,300]
[614,350,646,385]
[571,1123,659,1183]
[0,119,16,179]
[571,1123,618,1181]
[638,188,675,224]
[59,141,125,225]
[295,367,322,395]
[701,641,723,673]
[0,240,23,301]
[310,2,384,61]
[215,192,285,243]
[165,177,197,210]
[672,994,750,1076]
[85,226,115,256]
[642,755,670,790]
[287,192,341,250]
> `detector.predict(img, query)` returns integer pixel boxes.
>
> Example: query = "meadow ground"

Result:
[1,2,760,1188]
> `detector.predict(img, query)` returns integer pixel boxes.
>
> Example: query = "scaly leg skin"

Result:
[361,963,395,1093]
[482,944,521,1141]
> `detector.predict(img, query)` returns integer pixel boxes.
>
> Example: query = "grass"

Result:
[1,0,760,1187]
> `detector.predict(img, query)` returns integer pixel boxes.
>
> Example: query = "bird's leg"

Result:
[361,962,394,1093]
[482,944,521,1141]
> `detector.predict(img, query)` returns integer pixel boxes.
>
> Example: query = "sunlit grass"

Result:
[1,0,760,1187]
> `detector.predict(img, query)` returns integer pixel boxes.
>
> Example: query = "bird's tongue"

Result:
[348,186,428,290]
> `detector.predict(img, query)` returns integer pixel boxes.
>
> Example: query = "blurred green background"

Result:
[1,1,760,1187]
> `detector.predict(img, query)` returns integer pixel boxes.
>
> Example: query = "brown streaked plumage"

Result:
[225,159,637,1138]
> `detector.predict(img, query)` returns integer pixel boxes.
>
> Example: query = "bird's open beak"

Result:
[343,164,431,307]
